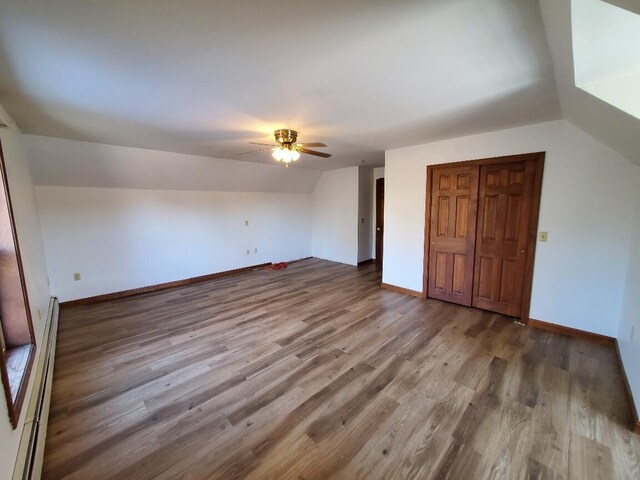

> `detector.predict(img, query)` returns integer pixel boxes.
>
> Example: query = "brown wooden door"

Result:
[428,166,478,306]
[375,178,384,267]
[472,161,536,317]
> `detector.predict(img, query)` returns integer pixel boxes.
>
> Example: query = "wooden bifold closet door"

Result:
[472,161,536,317]
[427,166,478,306]
[426,156,540,318]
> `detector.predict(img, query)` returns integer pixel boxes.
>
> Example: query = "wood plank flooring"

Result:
[43,258,640,479]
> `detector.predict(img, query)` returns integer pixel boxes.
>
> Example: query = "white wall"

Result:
[0,109,51,480]
[618,206,640,417]
[383,119,640,337]
[311,167,359,266]
[36,186,311,302]
[372,167,385,259]
[23,135,324,302]
[357,166,373,263]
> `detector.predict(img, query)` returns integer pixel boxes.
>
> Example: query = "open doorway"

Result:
[375,177,384,268]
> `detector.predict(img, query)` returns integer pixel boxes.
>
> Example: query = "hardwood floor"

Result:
[44,259,640,479]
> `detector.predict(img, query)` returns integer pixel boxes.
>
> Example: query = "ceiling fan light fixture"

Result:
[233,129,328,164]
[281,149,293,163]
[272,146,300,163]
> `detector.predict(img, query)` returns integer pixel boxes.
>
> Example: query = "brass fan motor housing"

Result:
[274,129,298,146]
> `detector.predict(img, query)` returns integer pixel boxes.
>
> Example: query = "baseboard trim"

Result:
[614,340,640,435]
[530,318,638,435]
[528,318,615,346]
[61,262,272,306]
[288,257,313,264]
[380,282,423,298]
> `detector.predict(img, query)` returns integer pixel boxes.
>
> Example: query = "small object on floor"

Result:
[263,262,288,270]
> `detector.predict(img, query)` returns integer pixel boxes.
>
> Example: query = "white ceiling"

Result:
[539,0,640,166]
[0,0,561,172]
[573,0,640,84]
[571,0,640,120]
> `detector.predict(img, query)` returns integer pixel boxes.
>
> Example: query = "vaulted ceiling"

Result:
[1,1,638,174]
[0,0,562,171]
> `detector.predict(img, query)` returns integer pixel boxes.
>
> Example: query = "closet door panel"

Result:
[427,166,478,306]
[472,161,535,317]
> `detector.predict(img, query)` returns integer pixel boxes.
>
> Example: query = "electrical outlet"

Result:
[361,217,365,224]
[254,248,258,254]
[538,231,548,242]
[73,272,81,281]
[631,326,636,342]
[245,220,249,226]
[246,249,250,255]
[37,309,42,320]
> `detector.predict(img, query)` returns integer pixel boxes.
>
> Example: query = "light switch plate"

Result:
[538,231,548,242]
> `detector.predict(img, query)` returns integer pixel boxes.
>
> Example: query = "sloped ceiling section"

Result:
[0,0,560,174]
[539,0,640,166]
[23,135,322,193]
[604,0,640,16]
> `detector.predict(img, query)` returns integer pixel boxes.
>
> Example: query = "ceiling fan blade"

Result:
[249,142,278,146]
[235,148,275,156]
[300,148,331,158]
[297,142,327,148]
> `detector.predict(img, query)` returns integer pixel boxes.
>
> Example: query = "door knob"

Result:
[377,227,382,231]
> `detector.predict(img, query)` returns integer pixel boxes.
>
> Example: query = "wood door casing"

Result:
[423,152,545,323]
[0,145,33,348]
[0,138,36,429]
[472,160,536,317]
[427,166,478,306]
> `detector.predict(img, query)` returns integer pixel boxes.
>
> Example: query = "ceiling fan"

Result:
[236,129,331,166]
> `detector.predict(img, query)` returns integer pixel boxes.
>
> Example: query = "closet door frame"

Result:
[422,152,545,324]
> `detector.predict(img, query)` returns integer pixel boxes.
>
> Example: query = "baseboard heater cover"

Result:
[12,297,59,480]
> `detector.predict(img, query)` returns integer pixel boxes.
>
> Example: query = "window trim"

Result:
[0,137,36,429]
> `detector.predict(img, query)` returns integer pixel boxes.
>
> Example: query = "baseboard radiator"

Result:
[12,297,59,480]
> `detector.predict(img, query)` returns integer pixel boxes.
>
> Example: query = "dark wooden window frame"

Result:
[422,152,545,323]
[0,138,37,429]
